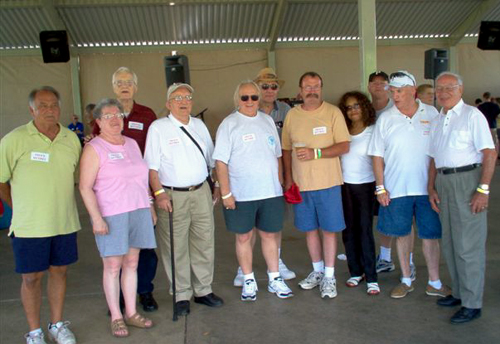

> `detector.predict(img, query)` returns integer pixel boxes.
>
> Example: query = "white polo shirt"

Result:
[429,99,494,168]
[368,100,439,198]
[144,114,213,187]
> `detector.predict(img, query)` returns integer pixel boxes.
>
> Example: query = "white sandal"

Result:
[346,276,364,287]
[367,282,380,295]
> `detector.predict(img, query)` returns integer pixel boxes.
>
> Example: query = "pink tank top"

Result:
[88,136,150,217]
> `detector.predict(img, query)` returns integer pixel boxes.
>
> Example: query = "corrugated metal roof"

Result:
[0,0,499,50]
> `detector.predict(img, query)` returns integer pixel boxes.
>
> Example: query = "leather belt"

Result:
[162,182,204,192]
[437,163,481,175]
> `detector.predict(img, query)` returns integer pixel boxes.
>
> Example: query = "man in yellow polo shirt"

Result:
[0,86,81,344]
[282,72,350,299]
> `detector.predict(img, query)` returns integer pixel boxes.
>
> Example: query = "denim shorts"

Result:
[377,195,442,239]
[293,185,345,233]
[223,196,284,234]
[11,232,78,274]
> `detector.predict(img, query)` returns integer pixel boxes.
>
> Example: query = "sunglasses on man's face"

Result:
[240,95,259,102]
[261,84,279,91]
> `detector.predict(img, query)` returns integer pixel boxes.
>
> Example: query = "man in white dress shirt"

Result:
[428,72,496,324]
[145,83,223,316]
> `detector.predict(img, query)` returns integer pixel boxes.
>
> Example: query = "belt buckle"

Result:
[188,185,196,191]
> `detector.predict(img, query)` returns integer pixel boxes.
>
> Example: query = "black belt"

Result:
[437,163,481,175]
[162,182,204,192]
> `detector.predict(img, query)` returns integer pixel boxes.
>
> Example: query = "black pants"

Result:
[341,182,377,283]
[137,248,158,294]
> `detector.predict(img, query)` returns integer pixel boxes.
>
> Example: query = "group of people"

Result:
[0,65,496,344]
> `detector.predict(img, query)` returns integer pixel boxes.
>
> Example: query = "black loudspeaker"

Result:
[424,49,448,79]
[478,21,500,50]
[39,31,70,63]
[164,55,190,88]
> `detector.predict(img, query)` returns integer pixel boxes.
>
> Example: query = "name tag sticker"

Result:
[128,121,144,130]
[31,152,49,163]
[242,134,256,142]
[313,126,327,135]
[168,138,181,146]
[108,152,124,160]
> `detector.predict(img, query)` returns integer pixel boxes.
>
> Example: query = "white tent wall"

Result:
[1,43,499,139]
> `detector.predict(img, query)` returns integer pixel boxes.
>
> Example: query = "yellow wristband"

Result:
[154,188,165,197]
[476,187,490,195]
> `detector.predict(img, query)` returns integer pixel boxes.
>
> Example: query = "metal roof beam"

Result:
[268,0,287,52]
[448,0,500,46]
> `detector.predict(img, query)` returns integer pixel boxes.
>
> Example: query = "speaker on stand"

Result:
[39,31,70,63]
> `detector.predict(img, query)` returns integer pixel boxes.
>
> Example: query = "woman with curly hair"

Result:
[338,91,379,295]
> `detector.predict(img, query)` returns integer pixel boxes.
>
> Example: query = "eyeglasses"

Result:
[240,95,259,102]
[170,95,193,102]
[114,80,135,87]
[435,85,460,93]
[302,85,321,92]
[36,103,59,111]
[346,103,361,111]
[101,113,125,120]
[261,84,279,91]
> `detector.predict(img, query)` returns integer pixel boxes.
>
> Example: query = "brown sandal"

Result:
[111,318,129,337]
[125,313,154,329]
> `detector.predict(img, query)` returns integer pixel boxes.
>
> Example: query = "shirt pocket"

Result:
[449,130,470,150]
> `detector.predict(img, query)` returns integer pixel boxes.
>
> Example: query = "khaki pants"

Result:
[436,168,487,309]
[156,182,215,301]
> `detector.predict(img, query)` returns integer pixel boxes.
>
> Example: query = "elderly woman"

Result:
[213,80,293,302]
[338,91,380,295]
[79,98,156,337]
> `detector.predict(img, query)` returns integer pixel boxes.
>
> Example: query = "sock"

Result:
[268,271,280,281]
[324,267,335,279]
[243,272,255,281]
[380,246,391,262]
[409,253,414,265]
[401,277,412,287]
[312,260,324,273]
[29,328,43,337]
[428,279,442,290]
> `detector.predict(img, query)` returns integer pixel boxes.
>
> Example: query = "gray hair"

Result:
[93,98,124,119]
[28,86,60,109]
[233,80,261,109]
[436,72,463,86]
[112,67,138,86]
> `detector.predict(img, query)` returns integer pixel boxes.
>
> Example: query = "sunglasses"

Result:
[261,84,279,91]
[240,95,259,102]
[390,72,415,85]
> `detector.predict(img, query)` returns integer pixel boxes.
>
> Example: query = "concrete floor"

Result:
[1,171,500,344]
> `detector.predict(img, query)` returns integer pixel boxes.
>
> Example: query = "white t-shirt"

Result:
[368,100,439,198]
[341,126,375,184]
[144,115,213,187]
[213,110,283,202]
[429,99,494,168]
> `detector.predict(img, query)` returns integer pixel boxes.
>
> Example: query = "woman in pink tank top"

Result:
[79,99,156,337]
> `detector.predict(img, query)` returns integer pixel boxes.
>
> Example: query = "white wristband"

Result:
[221,192,233,200]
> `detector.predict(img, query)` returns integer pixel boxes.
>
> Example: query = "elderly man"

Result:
[231,68,296,287]
[428,72,496,323]
[369,70,450,299]
[91,67,159,312]
[0,87,80,344]
[145,83,223,316]
[282,72,350,299]
[417,84,435,106]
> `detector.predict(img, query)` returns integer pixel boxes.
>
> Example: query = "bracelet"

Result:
[375,189,387,195]
[375,185,385,191]
[221,192,233,200]
[314,149,318,160]
[317,148,322,159]
[478,184,489,191]
[476,187,490,195]
[149,196,155,204]
[154,188,165,197]
[214,181,220,188]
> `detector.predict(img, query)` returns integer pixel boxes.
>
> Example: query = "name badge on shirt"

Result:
[242,134,256,142]
[108,152,124,160]
[31,152,50,163]
[313,126,327,135]
[168,138,181,146]
[128,121,144,130]
[420,120,431,135]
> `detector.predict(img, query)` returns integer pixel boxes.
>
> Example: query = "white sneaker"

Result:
[241,279,258,301]
[279,259,297,280]
[25,332,47,344]
[268,277,294,299]
[233,267,244,287]
[47,321,76,344]
[320,277,337,299]
[298,271,324,290]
